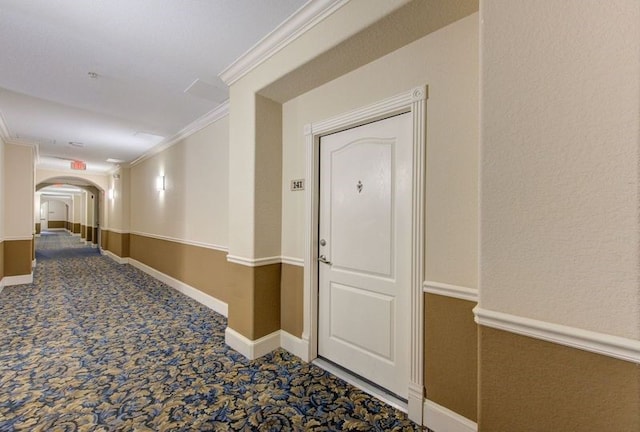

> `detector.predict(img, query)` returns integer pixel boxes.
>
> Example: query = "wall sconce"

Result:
[156,175,166,191]
[108,188,115,200]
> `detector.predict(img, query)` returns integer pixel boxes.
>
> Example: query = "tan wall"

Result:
[80,225,86,238]
[129,234,280,340]
[47,220,65,229]
[35,223,41,234]
[72,223,80,234]
[280,263,303,337]
[5,144,34,239]
[0,241,4,280]
[4,239,32,276]
[479,327,640,431]
[104,230,129,258]
[86,226,93,242]
[424,294,477,422]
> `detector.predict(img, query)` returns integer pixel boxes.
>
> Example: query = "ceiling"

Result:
[0,0,307,173]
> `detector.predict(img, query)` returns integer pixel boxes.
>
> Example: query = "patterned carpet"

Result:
[0,231,421,431]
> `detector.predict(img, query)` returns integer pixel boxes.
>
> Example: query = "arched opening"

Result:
[36,176,105,250]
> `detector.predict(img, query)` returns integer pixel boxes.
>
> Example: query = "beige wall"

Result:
[281,12,479,289]
[480,0,640,339]
[4,143,34,240]
[106,167,130,233]
[130,116,229,248]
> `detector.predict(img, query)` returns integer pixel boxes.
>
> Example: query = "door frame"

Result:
[303,86,427,424]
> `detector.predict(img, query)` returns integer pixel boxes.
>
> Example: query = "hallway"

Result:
[0,232,419,431]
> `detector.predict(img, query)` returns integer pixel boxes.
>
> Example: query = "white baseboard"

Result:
[225,327,281,360]
[72,233,81,237]
[424,399,477,432]
[102,249,130,265]
[127,258,228,318]
[91,243,98,249]
[280,330,309,361]
[3,273,34,287]
[32,259,37,269]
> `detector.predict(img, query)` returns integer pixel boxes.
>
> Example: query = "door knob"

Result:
[319,239,326,246]
[318,255,332,265]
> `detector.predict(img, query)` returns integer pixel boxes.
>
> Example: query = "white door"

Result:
[318,112,412,399]
[40,202,48,230]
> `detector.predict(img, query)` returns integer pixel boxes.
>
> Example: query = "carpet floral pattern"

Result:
[0,232,420,431]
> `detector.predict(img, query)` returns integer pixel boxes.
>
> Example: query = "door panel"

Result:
[318,113,412,398]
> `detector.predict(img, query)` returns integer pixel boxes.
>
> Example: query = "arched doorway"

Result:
[36,176,105,250]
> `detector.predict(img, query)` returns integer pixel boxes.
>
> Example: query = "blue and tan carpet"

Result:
[0,231,420,431]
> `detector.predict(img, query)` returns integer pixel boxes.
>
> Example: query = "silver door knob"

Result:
[319,239,326,246]
[318,255,332,265]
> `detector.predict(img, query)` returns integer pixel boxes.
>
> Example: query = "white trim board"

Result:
[226,255,281,267]
[3,273,34,287]
[281,256,304,267]
[280,331,309,361]
[225,327,281,360]
[423,281,478,303]
[423,400,477,432]
[3,235,35,241]
[127,258,228,318]
[130,231,228,253]
[102,249,129,265]
[219,0,349,85]
[474,307,640,364]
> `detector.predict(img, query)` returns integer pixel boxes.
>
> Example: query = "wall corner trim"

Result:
[423,399,477,432]
[280,331,310,361]
[474,307,640,363]
[423,281,478,302]
[3,273,34,287]
[226,255,281,267]
[218,0,349,86]
[225,327,281,360]
[128,258,228,317]
[130,231,228,253]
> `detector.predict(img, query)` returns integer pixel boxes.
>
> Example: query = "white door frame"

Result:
[303,86,427,424]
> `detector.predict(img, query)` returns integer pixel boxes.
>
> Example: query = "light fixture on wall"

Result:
[108,188,115,200]
[156,175,166,191]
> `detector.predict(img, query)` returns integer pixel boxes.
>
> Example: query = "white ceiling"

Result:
[0,0,307,173]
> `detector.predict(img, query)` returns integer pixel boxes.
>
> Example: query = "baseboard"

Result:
[423,400,477,432]
[72,233,81,237]
[91,243,98,249]
[32,259,37,269]
[3,273,34,287]
[127,258,228,318]
[280,330,310,361]
[225,327,281,360]
[102,249,130,265]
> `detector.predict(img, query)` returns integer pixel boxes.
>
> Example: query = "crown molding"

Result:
[130,100,229,167]
[218,0,349,86]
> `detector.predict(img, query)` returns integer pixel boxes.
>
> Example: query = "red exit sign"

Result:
[71,160,86,170]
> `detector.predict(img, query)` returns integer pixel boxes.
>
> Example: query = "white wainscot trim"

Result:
[225,327,281,360]
[281,256,304,267]
[424,400,477,432]
[423,281,478,303]
[280,331,310,361]
[226,255,281,267]
[130,231,228,253]
[128,258,228,318]
[3,273,34,287]
[4,235,35,241]
[474,307,640,363]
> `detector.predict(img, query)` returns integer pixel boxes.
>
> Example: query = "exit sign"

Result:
[290,179,304,191]
[71,160,86,170]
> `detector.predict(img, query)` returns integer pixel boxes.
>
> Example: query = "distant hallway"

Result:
[0,231,418,430]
